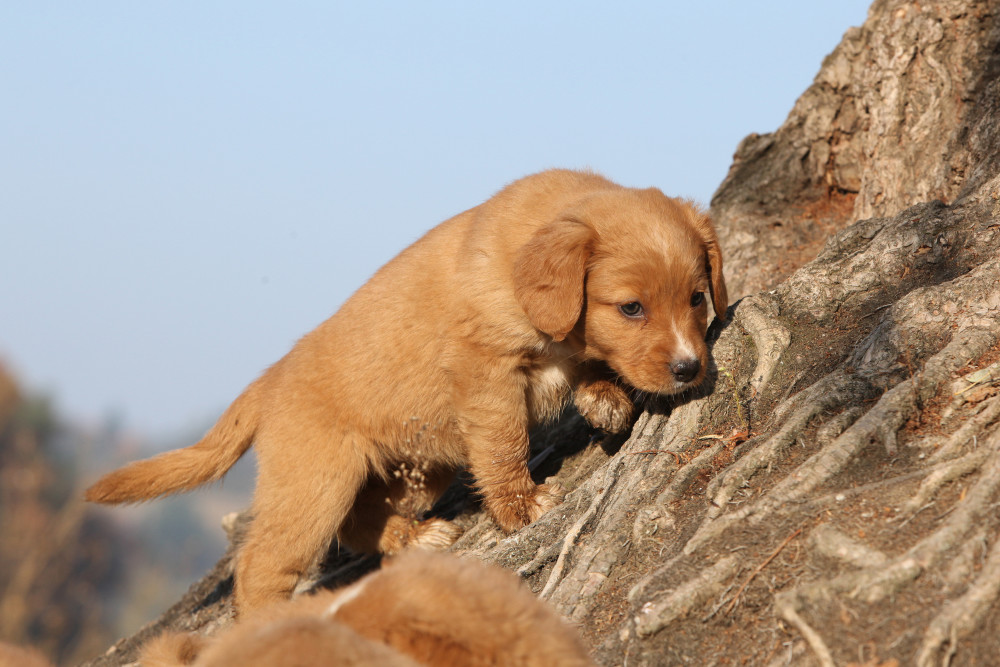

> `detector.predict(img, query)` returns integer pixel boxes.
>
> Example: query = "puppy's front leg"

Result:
[573,364,635,434]
[455,360,564,532]
[469,429,565,533]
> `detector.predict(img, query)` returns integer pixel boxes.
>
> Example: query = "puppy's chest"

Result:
[524,358,575,425]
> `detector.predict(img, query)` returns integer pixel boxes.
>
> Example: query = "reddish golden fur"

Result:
[140,613,419,667]
[140,551,594,667]
[0,642,51,667]
[86,169,727,615]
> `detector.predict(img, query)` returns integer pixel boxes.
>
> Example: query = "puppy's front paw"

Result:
[574,380,634,433]
[490,482,566,533]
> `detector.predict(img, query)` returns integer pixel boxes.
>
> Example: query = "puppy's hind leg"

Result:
[339,465,462,555]
[234,430,370,616]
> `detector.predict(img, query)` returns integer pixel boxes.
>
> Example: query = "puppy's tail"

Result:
[85,376,265,505]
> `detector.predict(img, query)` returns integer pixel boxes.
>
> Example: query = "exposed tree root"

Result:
[916,527,1000,667]
[539,461,620,600]
[632,556,739,638]
[808,524,888,569]
[649,440,723,508]
[685,315,999,556]
[778,423,1000,664]
[900,446,990,515]
[733,294,791,398]
[529,400,711,621]
[929,394,1000,463]
[704,371,867,519]
[773,594,836,667]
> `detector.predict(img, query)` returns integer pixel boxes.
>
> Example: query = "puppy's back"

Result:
[330,550,594,667]
[141,610,421,667]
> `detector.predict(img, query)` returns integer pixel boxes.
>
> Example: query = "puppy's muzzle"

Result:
[669,358,701,384]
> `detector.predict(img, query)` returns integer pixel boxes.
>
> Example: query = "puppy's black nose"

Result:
[670,358,700,383]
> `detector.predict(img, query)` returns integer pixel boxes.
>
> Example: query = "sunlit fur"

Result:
[141,551,594,667]
[567,189,727,393]
[85,169,727,615]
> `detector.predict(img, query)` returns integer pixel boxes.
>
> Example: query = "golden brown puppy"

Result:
[86,169,727,615]
[140,551,594,667]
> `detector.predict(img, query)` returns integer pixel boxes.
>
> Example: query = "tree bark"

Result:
[85,1,1000,665]
[714,0,1000,300]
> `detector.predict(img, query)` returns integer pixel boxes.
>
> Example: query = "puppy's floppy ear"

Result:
[694,213,729,320]
[513,218,593,341]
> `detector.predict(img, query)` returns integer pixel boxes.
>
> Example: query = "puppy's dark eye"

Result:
[618,302,644,318]
[690,292,705,307]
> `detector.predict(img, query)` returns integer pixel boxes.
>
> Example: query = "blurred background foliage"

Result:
[0,360,252,665]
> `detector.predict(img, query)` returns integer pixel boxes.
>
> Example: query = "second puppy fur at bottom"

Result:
[86,169,728,615]
[140,550,595,667]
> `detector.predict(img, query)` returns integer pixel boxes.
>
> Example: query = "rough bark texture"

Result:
[714,0,1000,299]
[85,1,1000,665]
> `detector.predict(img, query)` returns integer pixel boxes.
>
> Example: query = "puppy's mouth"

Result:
[605,351,707,396]
[659,378,702,396]
[613,371,704,397]
[619,364,706,397]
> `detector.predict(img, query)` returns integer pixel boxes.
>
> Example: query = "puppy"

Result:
[140,551,594,666]
[86,169,727,615]
[140,616,418,667]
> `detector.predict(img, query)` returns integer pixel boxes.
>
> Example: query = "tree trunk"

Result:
[714,0,1000,300]
[85,1,1000,665]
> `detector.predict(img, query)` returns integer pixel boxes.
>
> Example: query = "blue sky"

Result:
[1,2,871,437]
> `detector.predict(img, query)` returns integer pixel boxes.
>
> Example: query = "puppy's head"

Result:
[513,187,727,395]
